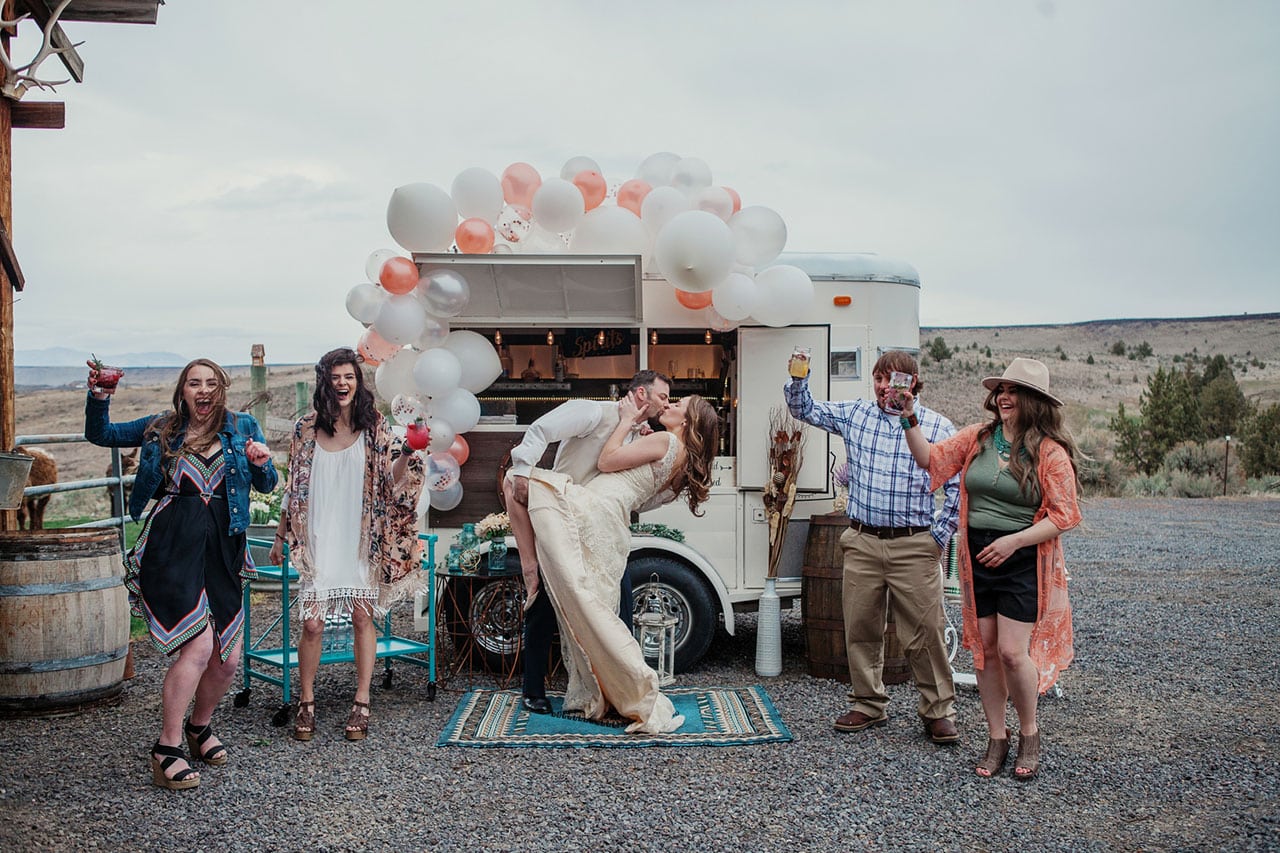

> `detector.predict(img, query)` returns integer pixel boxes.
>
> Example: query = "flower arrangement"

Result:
[832,459,850,514]
[249,486,284,525]
[763,406,806,579]
[475,511,511,540]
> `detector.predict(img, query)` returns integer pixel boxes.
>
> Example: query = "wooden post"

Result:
[295,381,309,419]
[1,24,16,532]
[250,344,266,427]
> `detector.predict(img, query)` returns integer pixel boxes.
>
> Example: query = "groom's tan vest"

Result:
[552,401,622,486]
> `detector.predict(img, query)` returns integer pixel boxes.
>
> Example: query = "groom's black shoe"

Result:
[521,696,552,715]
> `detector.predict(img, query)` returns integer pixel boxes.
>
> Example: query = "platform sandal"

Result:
[151,742,199,791]
[1014,730,1041,781]
[344,700,370,741]
[975,728,1011,778]
[293,701,316,742]
[184,720,228,766]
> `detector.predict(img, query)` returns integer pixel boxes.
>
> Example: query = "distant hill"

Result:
[14,347,188,367]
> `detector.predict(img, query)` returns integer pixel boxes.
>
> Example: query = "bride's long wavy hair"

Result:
[662,394,720,516]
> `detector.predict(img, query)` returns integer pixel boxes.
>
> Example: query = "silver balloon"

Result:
[418,269,470,318]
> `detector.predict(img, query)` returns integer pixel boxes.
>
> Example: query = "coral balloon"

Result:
[455,218,496,254]
[675,289,714,310]
[500,162,542,208]
[723,186,742,215]
[446,435,470,466]
[572,170,607,211]
[379,256,420,295]
[616,179,652,216]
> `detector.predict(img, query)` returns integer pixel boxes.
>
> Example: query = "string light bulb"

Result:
[546,330,554,345]
[597,329,606,346]
[650,330,658,346]
[494,330,503,346]
[704,329,713,344]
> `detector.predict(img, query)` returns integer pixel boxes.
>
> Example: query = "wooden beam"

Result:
[0,214,22,290]
[1,89,17,528]
[16,0,83,82]
[47,0,160,25]
[10,99,63,128]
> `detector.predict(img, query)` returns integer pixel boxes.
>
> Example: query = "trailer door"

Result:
[736,324,829,491]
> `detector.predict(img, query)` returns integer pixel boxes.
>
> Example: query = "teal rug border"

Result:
[437,685,793,749]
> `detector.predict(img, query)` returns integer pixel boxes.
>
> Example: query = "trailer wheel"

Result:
[442,574,525,672]
[627,556,716,672]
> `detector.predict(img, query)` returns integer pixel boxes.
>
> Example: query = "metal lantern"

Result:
[634,574,677,686]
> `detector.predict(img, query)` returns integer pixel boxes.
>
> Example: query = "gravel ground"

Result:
[2,497,1278,852]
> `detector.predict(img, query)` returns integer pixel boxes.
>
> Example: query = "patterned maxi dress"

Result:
[527,432,684,734]
[124,448,250,661]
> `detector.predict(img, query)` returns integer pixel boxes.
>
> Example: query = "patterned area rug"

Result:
[437,686,793,748]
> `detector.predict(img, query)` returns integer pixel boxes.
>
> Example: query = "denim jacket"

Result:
[84,393,278,532]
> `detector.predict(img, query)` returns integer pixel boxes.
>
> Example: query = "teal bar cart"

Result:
[235,533,438,725]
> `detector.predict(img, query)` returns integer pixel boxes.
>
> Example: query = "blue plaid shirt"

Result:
[785,378,960,550]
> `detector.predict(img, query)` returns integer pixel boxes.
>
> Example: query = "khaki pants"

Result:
[841,527,955,721]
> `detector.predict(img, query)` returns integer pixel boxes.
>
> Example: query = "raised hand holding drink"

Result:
[87,354,125,394]
[788,346,811,379]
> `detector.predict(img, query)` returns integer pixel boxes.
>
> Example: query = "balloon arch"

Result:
[345,152,816,513]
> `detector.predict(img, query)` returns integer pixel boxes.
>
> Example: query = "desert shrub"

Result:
[1124,473,1169,496]
[926,336,953,362]
[1132,341,1153,359]
[1168,471,1220,498]
[1161,441,1221,478]
[1245,476,1280,494]
[1075,427,1119,495]
[1110,340,1126,356]
[1238,403,1280,477]
[1086,354,1094,365]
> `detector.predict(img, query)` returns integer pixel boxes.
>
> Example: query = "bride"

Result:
[518,394,719,733]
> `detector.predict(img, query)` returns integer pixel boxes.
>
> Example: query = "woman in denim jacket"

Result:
[85,358,277,790]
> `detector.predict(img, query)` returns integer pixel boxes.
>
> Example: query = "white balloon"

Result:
[442,330,503,393]
[373,294,427,346]
[364,249,399,285]
[386,183,458,252]
[636,151,681,187]
[639,185,690,236]
[345,282,387,324]
[450,167,504,222]
[412,311,450,350]
[520,226,569,254]
[412,347,462,397]
[426,417,456,453]
[430,388,481,433]
[560,155,601,180]
[729,205,788,268]
[652,210,735,293]
[430,479,464,512]
[712,272,759,321]
[670,157,713,194]
[390,393,428,426]
[691,186,734,222]
[417,269,470,317]
[375,349,420,401]
[704,305,736,332]
[492,241,514,254]
[752,264,815,327]
[568,206,650,256]
[531,178,585,234]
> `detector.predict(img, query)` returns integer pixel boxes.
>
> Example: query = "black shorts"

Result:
[967,527,1038,623]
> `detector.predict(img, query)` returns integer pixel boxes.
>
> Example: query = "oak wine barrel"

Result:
[0,529,130,716]
[801,513,910,685]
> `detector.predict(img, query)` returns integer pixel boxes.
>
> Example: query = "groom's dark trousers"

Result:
[522,570,633,700]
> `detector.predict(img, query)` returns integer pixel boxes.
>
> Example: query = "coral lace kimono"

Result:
[926,425,1082,692]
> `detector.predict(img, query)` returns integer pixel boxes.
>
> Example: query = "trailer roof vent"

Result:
[780,252,920,286]
[412,253,643,323]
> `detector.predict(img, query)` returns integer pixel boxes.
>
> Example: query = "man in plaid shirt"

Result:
[786,350,962,743]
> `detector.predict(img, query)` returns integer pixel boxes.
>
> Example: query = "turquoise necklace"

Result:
[992,425,1012,461]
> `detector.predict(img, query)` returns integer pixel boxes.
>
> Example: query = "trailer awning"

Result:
[411,254,643,325]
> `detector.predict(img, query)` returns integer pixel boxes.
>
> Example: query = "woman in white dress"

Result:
[524,394,720,733]
[269,348,426,741]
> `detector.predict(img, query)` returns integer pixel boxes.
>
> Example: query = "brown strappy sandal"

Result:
[975,727,1011,778]
[344,700,370,741]
[293,701,316,742]
[1014,730,1041,780]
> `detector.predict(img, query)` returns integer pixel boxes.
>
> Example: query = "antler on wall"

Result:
[1,0,82,100]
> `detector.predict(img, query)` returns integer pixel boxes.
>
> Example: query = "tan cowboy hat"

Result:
[981,357,1063,407]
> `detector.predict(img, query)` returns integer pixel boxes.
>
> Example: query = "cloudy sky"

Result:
[11,1,1278,365]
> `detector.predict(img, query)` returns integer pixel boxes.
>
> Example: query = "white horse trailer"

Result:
[413,251,921,671]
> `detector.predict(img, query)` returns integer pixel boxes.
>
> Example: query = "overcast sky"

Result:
[11,1,1278,365]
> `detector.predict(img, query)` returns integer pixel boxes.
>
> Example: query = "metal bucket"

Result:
[0,451,34,511]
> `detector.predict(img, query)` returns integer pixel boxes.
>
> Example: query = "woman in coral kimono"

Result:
[522,394,719,734]
[269,348,425,742]
[900,358,1082,780]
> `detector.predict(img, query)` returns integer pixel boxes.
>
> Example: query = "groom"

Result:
[504,369,672,714]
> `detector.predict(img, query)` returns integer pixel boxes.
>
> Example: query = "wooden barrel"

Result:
[801,513,910,685]
[0,529,129,716]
